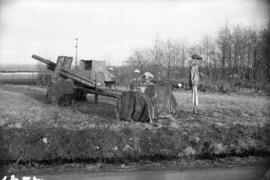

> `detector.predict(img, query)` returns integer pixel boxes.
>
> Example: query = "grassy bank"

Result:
[0,85,269,170]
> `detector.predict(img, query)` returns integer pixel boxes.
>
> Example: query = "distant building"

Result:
[79,59,114,87]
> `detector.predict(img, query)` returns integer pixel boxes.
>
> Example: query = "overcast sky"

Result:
[0,0,269,66]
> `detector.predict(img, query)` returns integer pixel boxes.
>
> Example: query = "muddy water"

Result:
[38,166,268,180]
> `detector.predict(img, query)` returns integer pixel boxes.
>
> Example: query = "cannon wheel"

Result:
[74,87,87,101]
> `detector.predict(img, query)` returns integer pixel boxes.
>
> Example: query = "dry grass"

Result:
[0,85,269,164]
[0,84,269,130]
[0,85,153,131]
[173,90,270,127]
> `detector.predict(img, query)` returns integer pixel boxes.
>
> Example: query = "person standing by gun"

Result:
[189,53,203,114]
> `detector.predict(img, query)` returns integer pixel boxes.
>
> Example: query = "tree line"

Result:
[114,21,270,90]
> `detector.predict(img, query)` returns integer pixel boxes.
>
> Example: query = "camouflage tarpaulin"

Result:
[115,82,177,122]
[143,82,177,118]
[115,91,153,122]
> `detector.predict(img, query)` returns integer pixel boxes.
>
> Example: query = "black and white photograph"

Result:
[0,0,270,179]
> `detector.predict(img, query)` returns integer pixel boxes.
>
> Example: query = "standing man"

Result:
[189,53,203,114]
[130,69,141,90]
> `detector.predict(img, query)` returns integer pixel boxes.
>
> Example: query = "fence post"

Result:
[94,79,98,103]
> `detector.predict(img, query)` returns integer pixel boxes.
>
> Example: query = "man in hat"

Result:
[189,53,202,114]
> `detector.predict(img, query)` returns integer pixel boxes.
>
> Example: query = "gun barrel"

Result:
[60,69,96,88]
[32,54,97,88]
[32,54,56,71]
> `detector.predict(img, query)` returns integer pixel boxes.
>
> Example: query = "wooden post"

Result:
[95,94,98,103]
[32,71,34,85]
[94,78,98,103]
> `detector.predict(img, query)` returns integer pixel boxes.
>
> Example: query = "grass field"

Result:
[1,84,268,128]
[0,84,269,173]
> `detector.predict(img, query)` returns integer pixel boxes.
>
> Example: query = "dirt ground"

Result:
[0,84,269,174]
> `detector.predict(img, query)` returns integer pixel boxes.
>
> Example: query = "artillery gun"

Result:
[32,54,177,123]
[32,54,119,104]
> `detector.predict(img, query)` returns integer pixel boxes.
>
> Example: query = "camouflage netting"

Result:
[115,82,177,122]
[115,91,153,122]
[143,82,177,118]
[46,80,75,106]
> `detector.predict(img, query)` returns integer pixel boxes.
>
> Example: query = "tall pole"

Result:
[75,38,78,70]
